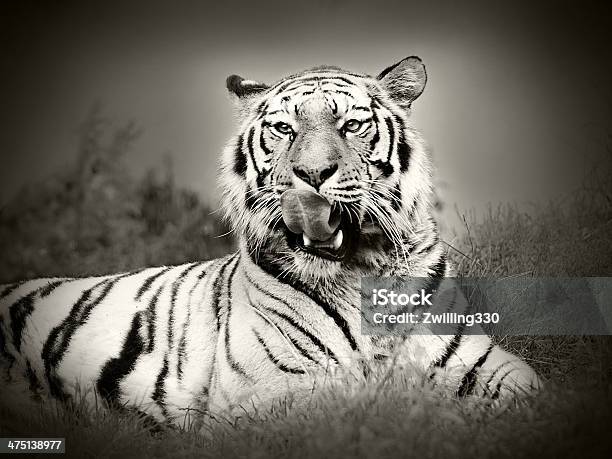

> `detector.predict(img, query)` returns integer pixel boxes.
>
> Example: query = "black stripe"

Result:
[176,338,186,379]
[211,255,239,330]
[233,133,247,177]
[384,116,395,164]
[146,284,164,353]
[167,263,200,348]
[246,292,322,364]
[0,317,15,369]
[41,276,126,400]
[369,109,380,152]
[224,257,251,380]
[296,282,357,352]
[314,295,358,352]
[397,139,411,173]
[10,281,63,352]
[485,361,509,387]
[430,287,464,373]
[433,327,465,369]
[255,168,271,190]
[413,240,437,256]
[253,329,305,375]
[270,74,360,96]
[330,97,338,114]
[245,184,257,210]
[370,159,394,177]
[152,355,170,418]
[390,183,402,212]
[9,291,37,353]
[245,272,318,336]
[0,283,22,300]
[25,359,42,392]
[246,278,338,363]
[246,126,260,176]
[187,262,215,298]
[491,368,516,399]
[369,99,396,174]
[256,100,268,116]
[422,254,447,298]
[334,89,354,98]
[135,267,173,301]
[430,255,447,279]
[322,79,353,87]
[41,284,101,399]
[251,255,359,352]
[40,280,67,297]
[457,344,495,397]
[392,114,411,173]
[177,264,214,379]
[97,311,146,404]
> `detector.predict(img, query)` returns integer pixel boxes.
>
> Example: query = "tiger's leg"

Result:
[398,333,542,398]
[389,279,541,398]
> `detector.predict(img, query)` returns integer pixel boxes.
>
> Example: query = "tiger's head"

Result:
[220,57,434,282]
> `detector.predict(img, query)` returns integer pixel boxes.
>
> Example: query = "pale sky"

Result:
[1,0,611,228]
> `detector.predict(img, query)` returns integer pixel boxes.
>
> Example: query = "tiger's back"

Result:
[0,259,223,420]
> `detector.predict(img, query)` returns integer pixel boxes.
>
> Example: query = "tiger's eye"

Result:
[274,122,293,135]
[343,119,363,133]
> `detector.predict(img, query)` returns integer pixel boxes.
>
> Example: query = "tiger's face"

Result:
[220,57,433,281]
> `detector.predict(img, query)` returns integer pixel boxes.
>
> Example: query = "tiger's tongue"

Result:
[281,190,341,241]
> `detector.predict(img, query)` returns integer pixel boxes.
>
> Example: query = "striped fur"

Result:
[0,57,540,425]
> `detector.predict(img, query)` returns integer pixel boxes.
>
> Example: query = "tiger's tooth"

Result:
[303,234,313,247]
[332,230,343,250]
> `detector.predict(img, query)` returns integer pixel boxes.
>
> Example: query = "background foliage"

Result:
[0,108,234,283]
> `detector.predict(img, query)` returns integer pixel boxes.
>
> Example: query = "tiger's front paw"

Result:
[485,356,542,398]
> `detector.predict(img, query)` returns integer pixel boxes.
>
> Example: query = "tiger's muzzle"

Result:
[280,189,359,261]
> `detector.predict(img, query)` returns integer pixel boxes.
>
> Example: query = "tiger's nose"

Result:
[292,164,338,190]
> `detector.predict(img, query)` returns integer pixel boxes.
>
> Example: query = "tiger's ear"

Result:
[226,75,269,100]
[377,56,427,109]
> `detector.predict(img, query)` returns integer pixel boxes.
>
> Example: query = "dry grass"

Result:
[1,362,611,459]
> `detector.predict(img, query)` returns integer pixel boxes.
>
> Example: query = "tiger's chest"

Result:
[205,256,379,411]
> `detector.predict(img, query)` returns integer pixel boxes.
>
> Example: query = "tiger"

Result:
[0,56,540,426]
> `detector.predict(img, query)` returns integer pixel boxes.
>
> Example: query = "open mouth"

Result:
[287,218,358,261]
[281,189,359,261]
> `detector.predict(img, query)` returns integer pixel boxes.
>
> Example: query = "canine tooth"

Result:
[303,234,313,247]
[332,230,343,250]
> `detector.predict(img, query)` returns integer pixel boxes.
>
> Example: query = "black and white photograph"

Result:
[0,1,611,457]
